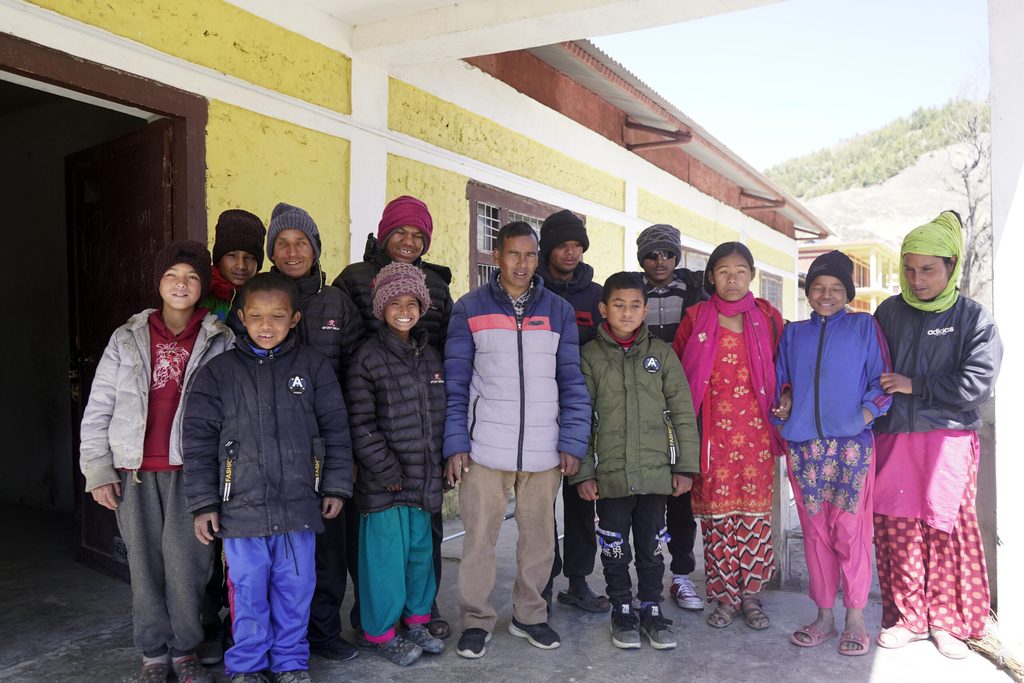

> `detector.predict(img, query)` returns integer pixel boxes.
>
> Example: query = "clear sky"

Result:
[592,0,990,171]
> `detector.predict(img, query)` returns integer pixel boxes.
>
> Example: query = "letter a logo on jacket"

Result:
[288,375,307,395]
[643,356,661,373]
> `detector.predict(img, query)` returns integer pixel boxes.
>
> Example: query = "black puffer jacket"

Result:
[332,234,453,352]
[345,327,446,514]
[537,261,603,346]
[229,264,364,383]
[873,294,1002,433]
[182,334,353,538]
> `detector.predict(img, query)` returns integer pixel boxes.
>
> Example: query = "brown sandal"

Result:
[706,602,736,629]
[741,597,770,630]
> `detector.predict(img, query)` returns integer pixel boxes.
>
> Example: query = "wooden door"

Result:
[66,119,174,580]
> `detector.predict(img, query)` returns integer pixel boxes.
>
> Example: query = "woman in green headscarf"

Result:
[871,210,1002,659]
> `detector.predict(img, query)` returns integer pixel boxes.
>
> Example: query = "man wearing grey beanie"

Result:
[635,223,708,613]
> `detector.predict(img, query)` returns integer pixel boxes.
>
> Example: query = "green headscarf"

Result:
[899,210,963,313]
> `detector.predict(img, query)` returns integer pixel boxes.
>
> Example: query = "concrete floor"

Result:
[0,502,1011,683]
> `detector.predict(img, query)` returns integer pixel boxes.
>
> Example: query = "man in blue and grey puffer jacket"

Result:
[443,221,591,660]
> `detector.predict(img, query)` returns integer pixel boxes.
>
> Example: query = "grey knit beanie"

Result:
[266,202,322,262]
[636,224,682,264]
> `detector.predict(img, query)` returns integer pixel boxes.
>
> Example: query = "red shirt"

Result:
[139,309,205,471]
[604,322,640,351]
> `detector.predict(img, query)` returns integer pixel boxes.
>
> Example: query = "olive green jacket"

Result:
[570,323,699,498]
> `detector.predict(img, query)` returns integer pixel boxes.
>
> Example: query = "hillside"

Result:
[765,100,988,200]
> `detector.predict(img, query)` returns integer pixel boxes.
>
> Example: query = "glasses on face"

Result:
[643,250,674,262]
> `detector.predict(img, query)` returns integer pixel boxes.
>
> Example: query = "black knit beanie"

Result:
[153,240,212,298]
[539,210,589,264]
[636,224,682,264]
[266,202,322,263]
[213,209,266,270]
[805,249,856,302]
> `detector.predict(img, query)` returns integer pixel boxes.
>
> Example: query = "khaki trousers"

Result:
[457,462,561,631]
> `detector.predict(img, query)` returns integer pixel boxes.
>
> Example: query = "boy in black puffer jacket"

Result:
[183,272,353,683]
[346,263,447,667]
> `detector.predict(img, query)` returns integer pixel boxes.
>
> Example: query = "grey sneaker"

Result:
[405,625,445,654]
[171,655,213,683]
[639,604,677,649]
[137,658,170,683]
[378,634,423,666]
[270,671,313,683]
[610,603,641,649]
[231,674,269,683]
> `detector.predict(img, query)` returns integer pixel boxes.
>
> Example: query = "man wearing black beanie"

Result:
[537,209,610,615]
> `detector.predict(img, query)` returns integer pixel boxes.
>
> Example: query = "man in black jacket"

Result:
[636,223,707,612]
[234,202,364,662]
[332,195,454,639]
[537,209,609,614]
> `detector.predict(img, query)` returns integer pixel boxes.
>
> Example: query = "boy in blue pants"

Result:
[183,272,353,683]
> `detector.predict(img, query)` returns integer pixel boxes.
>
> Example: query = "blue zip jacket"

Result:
[442,272,591,471]
[774,307,892,443]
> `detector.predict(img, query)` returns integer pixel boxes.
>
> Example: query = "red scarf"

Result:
[604,322,640,350]
[209,267,237,303]
[680,292,784,459]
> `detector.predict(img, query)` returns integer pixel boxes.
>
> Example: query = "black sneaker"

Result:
[639,604,677,650]
[508,618,560,649]
[270,671,312,683]
[310,638,359,662]
[231,674,269,683]
[610,603,641,649]
[455,628,491,659]
[197,621,225,665]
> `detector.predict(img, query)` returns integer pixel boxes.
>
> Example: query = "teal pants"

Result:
[358,506,436,642]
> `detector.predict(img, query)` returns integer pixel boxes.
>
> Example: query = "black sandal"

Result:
[556,584,611,613]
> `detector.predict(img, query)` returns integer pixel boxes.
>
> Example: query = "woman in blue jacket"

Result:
[774,250,892,656]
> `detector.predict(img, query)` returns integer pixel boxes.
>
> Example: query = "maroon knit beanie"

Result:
[153,240,212,298]
[377,196,434,254]
[213,209,266,270]
[372,262,431,321]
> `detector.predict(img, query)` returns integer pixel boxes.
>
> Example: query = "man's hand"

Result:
[772,389,793,420]
[560,452,580,477]
[90,482,121,511]
[880,372,913,395]
[446,453,471,487]
[194,511,219,544]
[321,497,343,519]
[672,474,693,497]
[577,479,599,501]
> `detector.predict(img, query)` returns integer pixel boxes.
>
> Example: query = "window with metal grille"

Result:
[759,272,784,310]
[681,247,709,272]
[466,181,570,290]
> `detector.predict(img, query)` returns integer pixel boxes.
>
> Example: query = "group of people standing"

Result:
[78,195,1000,683]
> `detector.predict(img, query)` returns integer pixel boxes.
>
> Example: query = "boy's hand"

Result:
[772,389,792,420]
[322,497,343,519]
[446,453,471,487]
[560,452,580,477]
[672,474,693,496]
[194,512,219,545]
[90,482,121,511]
[577,479,599,501]
[386,482,403,492]
[880,372,913,395]
[862,407,874,425]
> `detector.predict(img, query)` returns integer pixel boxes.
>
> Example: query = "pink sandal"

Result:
[790,624,838,647]
[838,630,870,656]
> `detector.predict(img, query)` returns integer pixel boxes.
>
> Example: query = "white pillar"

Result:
[989,0,1024,645]
[347,57,391,265]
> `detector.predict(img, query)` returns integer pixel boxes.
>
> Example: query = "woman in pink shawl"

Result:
[673,242,784,630]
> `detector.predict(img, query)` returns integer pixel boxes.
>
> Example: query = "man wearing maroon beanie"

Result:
[332,194,455,639]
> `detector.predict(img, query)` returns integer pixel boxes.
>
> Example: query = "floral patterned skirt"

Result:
[786,430,873,515]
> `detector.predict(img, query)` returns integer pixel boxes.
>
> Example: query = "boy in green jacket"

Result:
[571,271,699,650]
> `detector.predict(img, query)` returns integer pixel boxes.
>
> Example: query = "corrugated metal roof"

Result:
[527,40,829,237]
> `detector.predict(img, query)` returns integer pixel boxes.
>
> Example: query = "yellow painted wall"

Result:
[386,154,472,299]
[206,101,351,277]
[583,217,625,285]
[389,79,625,212]
[746,237,796,272]
[636,189,740,246]
[32,0,351,113]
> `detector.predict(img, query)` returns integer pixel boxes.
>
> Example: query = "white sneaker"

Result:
[670,576,704,610]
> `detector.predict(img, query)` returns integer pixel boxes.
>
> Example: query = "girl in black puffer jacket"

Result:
[346,263,447,666]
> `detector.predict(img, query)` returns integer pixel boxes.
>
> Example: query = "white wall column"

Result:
[347,57,391,265]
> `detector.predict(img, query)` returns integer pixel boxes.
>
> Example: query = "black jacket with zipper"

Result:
[873,294,1002,434]
[332,234,453,353]
[228,264,365,384]
[345,327,446,514]
[181,333,353,538]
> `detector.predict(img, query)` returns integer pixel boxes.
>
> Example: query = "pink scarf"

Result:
[681,292,785,459]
